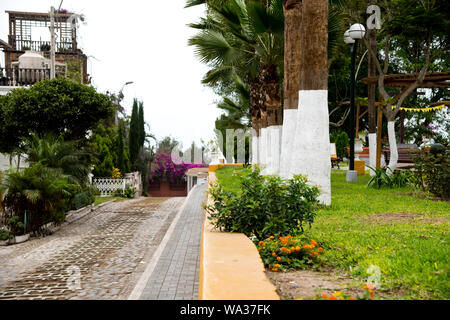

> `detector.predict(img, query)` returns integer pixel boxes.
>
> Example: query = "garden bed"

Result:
[215,167,450,300]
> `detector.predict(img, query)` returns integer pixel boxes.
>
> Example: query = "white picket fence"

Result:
[92,172,142,197]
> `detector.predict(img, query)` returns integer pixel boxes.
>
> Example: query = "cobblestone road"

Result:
[0,197,184,300]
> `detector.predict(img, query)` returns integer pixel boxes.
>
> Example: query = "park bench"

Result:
[330,143,341,169]
[383,149,419,170]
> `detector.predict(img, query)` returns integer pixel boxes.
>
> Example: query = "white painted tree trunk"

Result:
[263,125,282,175]
[368,133,377,176]
[387,121,398,175]
[279,109,298,178]
[251,132,259,165]
[261,127,273,174]
[259,127,267,169]
[290,90,331,205]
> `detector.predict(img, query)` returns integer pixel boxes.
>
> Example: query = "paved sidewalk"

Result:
[139,182,207,300]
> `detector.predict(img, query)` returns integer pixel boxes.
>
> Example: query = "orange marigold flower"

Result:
[258,241,264,246]
[290,246,296,251]
[322,294,328,299]
[303,245,309,249]
[275,264,281,268]
[272,268,278,272]
[272,252,277,257]
[311,240,317,246]
[370,292,375,299]
[366,283,376,290]
[270,236,275,239]
[296,246,301,251]
[277,256,282,261]
[328,296,338,300]
[349,297,355,300]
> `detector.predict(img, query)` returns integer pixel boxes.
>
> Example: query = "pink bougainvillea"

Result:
[149,151,204,184]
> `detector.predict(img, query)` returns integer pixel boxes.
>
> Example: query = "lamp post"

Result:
[344,24,366,183]
[114,81,134,125]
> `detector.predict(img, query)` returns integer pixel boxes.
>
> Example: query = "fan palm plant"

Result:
[25,133,94,186]
[0,163,78,233]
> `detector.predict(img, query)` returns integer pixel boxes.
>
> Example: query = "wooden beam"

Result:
[376,104,383,170]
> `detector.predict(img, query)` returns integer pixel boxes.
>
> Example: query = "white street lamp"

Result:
[344,30,355,44]
[349,23,366,40]
[344,23,366,183]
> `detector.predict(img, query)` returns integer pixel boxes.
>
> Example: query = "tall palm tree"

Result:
[188,0,284,170]
[287,0,331,205]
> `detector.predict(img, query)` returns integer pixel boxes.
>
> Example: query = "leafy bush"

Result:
[7,216,25,236]
[413,146,449,199]
[257,235,323,271]
[71,191,95,210]
[0,164,78,233]
[367,166,416,189]
[0,228,13,241]
[123,184,136,198]
[0,77,114,154]
[204,167,320,240]
[114,183,136,199]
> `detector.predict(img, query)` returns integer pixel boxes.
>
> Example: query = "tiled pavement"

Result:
[0,196,187,300]
[139,182,207,300]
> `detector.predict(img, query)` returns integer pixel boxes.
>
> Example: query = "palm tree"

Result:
[281,0,345,180]
[285,0,331,205]
[0,163,77,233]
[25,133,93,186]
[188,0,284,171]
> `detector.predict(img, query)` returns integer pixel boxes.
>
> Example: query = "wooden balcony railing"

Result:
[0,67,66,86]
[7,36,76,53]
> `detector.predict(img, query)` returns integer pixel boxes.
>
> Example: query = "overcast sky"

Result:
[0,0,222,149]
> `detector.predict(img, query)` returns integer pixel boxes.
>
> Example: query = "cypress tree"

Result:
[138,101,145,148]
[129,98,140,168]
[117,122,127,175]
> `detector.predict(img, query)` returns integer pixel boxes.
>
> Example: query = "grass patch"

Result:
[94,196,123,206]
[215,167,450,299]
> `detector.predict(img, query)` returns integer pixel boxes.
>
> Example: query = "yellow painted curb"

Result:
[198,171,280,300]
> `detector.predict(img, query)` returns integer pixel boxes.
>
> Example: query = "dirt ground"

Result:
[266,268,367,300]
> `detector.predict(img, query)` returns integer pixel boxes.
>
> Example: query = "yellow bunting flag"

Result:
[391,104,446,112]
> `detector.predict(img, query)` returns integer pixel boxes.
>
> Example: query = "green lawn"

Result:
[214,167,450,299]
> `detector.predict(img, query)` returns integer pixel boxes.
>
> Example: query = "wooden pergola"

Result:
[360,71,450,169]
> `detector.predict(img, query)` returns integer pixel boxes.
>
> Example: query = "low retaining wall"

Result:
[148,181,187,197]
[199,170,279,300]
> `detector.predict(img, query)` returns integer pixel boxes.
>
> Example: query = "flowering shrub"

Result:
[149,150,204,184]
[258,235,323,271]
[112,167,121,178]
[308,284,377,300]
